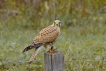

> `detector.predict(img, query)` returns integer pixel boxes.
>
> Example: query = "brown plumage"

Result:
[22,20,61,64]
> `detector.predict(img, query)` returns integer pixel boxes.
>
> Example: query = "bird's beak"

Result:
[55,22,59,24]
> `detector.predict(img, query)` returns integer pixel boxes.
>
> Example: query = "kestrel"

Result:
[23,20,61,64]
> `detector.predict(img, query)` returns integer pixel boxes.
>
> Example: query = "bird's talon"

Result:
[48,49,55,53]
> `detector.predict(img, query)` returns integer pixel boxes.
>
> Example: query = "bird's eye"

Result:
[59,22,61,27]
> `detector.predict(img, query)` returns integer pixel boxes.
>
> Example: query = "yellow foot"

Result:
[48,49,55,53]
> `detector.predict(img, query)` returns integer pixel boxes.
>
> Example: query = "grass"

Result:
[0,14,106,71]
[0,0,106,71]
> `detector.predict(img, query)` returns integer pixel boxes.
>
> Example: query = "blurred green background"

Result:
[0,0,106,71]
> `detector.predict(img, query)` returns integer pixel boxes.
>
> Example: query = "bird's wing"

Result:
[22,42,43,53]
[34,25,60,43]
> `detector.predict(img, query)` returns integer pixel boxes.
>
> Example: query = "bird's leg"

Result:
[51,45,53,50]
[48,45,58,52]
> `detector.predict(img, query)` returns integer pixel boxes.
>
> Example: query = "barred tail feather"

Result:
[29,46,42,64]
[22,42,43,53]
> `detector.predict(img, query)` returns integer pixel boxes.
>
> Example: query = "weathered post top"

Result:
[44,51,64,71]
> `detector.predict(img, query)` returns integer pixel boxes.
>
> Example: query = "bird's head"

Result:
[52,20,61,27]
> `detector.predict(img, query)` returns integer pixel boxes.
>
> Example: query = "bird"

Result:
[22,20,61,65]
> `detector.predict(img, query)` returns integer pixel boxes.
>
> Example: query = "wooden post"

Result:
[44,51,64,71]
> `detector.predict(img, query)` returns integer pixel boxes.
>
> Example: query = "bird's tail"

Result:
[22,42,43,53]
[29,46,42,64]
